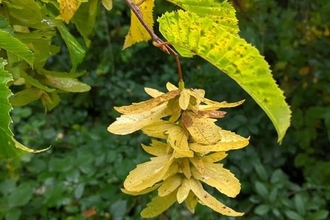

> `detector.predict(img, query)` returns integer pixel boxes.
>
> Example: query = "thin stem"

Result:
[124,0,183,82]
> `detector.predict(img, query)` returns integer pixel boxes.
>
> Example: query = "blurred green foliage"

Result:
[1,0,330,219]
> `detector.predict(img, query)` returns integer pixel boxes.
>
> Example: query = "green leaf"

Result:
[10,88,43,107]
[254,204,270,216]
[0,30,34,66]
[8,182,33,207]
[254,181,268,199]
[284,210,304,220]
[56,22,86,73]
[42,75,91,92]
[158,10,291,142]
[72,0,99,47]
[20,71,55,93]
[309,210,329,220]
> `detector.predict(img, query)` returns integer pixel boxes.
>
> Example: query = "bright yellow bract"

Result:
[108,82,249,217]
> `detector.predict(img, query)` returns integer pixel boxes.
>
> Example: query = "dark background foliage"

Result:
[1,0,330,219]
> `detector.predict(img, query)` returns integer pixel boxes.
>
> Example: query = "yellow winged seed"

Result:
[179,89,191,110]
[166,82,178,91]
[124,155,173,192]
[177,178,191,203]
[180,158,192,179]
[114,89,179,114]
[189,157,205,174]
[188,178,244,217]
[199,99,245,111]
[108,103,169,135]
[203,152,228,162]
[182,111,221,144]
[141,140,167,156]
[189,129,249,152]
[121,183,161,196]
[158,174,182,197]
[142,120,175,139]
[191,164,241,198]
[141,191,177,218]
[185,191,198,213]
[166,125,194,157]
[144,87,164,97]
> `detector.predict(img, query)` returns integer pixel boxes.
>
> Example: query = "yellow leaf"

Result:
[141,191,177,218]
[158,174,182,196]
[166,81,178,91]
[124,155,173,192]
[141,139,168,156]
[182,111,221,144]
[199,99,245,111]
[108,103,169,135]
[185,191,198,213]
[191,164,240,198]
[179,89,191,110]
[166,125,194,157]
[189,157,205,174]
[102,0,112,10]
[114,89,179,114]
[177,178,190,203]
[189,129,249,153]
[123,0,155,49]
[57,0,81,23]
[189,178,244,217]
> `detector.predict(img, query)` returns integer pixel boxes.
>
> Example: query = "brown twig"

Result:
[124,0,184,82]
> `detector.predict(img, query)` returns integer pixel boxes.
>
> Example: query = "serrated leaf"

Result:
[191,163,240,198]
[189,178,244,216]
[0,30,34,66]
[123,0,155,49]
[140,191,177,218]
[0,59,47,159]
[158,10,291,142]
[167,0,239,35]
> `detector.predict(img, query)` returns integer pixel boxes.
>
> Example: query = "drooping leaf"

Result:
[56,22,86,73]
[123,0,155,49]
[176,178,191,203]
[10,88,43,107]
[0,30,34,66]
[158,10,291,142]
[20,71,55,93]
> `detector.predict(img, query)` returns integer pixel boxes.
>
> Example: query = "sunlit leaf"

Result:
[158,10,291,142]
[177,178,190,203]
[42,75,90,92]
[121,183,161,196]
[102,0,113,10]
[141,139,168,156]
[123,0,155,49]
[166,125,194,157]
